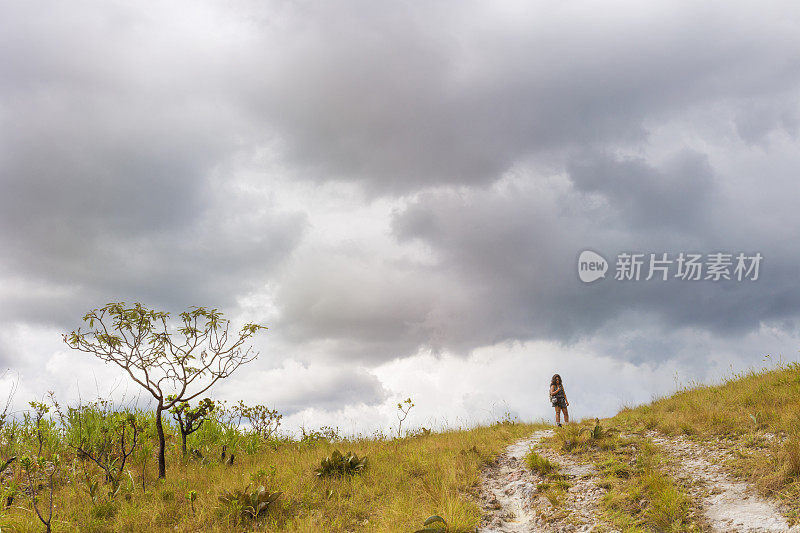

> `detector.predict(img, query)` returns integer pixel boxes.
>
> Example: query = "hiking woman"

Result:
[550,374,569,426]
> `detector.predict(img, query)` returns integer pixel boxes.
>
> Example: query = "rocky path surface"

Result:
[477,429,800,533]
[648,432,800,533]
[477,429,610,532]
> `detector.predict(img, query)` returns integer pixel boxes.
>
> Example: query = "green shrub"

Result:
[218,484,282,521]
[314,450,367,477]
[301,426,340,446]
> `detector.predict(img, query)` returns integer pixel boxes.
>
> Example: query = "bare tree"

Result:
[21,455,58,533]
[64,302,265,479]
[0,369,17,436]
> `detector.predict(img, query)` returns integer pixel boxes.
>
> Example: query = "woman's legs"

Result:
[554,406,562,425]
[562,407,569,424]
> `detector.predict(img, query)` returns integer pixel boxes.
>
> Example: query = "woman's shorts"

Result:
[551,397,567,408]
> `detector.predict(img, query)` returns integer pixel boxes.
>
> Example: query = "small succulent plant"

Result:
[187,490,197,515]
[0,456,15,475]
[314,450,367,478]
[582,418,618,440]
[414,514,448,532]
[84,473,100,504]
[218,484,282,520]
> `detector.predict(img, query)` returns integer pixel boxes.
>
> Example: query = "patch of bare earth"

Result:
[477,430,613,533]
[649,431,800,532]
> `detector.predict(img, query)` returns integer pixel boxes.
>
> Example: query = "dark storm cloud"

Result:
[567,151,714,232]
[278,178,603,360]
[2,0,800,402]
[274,249,440,361]
[0,1,306,328]
[238,1,800,193]
[0,183,306,330]
[388,153,800,359]
[277,143,800,363]
[252,0,800,362]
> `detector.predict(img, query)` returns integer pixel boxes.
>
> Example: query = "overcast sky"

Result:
[2,0,800,435]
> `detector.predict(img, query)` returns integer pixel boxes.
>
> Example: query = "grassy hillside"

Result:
[527,361,800,531]
[4,362,800,532]
[611,361,800,521]
[614,361,800,437]
[0,401,542,532]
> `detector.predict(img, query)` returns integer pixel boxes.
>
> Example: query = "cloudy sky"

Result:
[2,0,800,435]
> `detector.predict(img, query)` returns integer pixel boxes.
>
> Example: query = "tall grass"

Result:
[538,418,697,530]
[0,400,543,532]
[524,450,557,476]
[613,361,800,521]
[614,362,800,437]
[599,440,697,532]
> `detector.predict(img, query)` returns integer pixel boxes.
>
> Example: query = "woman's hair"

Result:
[551,374,562,387]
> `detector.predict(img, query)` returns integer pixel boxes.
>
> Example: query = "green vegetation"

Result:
[539,360,800,530]
[413,514,448,532]
[523,447,572,515]
[542,419,700,531]
[314,450,368,478]
[524,449,557,476]
[218,484,283,524]
[170,398,216,456]
[0,390,542,531]
[64,302,266,479]
[614,360,800,437]
[614,360,800,520]
[598,440,699,532]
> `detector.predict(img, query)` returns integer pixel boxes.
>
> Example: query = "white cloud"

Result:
[2,0,800,432]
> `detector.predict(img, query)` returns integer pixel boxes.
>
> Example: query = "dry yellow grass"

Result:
[614,361,800,437]
[540,420,701,532]
[611,361,800,521]
[0,422,543,532]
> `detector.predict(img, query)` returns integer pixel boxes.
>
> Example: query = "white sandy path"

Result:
[477,429,609,533]
[649,432,800,532]
[477,431,545,532]
[477,428,800,532]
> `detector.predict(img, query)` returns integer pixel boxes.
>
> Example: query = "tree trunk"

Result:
[156,405,166,479]
[181,430,187,456]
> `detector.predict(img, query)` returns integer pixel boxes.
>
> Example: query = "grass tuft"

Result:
[613,361,800,517]
[524,449,558,476]
[599,440,696,532]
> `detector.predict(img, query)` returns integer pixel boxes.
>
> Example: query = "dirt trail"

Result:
[477,429,609,532]
[477,429,800,532]
[649,432,800,533]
